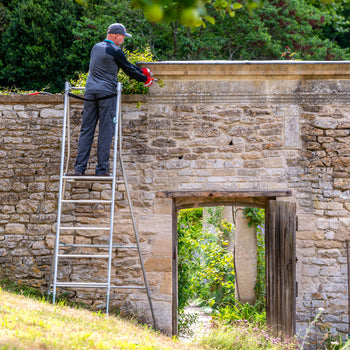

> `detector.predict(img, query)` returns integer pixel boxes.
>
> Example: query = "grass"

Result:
[197,321,298,350]
[2,279,347,350]
[0,286,200,350]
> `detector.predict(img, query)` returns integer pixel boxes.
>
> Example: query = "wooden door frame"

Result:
[157,190,293,336]
[266,200,297,338]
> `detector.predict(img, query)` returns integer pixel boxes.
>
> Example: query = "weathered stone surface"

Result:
[1,62,350,339]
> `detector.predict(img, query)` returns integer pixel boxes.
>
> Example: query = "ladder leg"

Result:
[106,82,122,315]
[50,81,71,302]
[118,103,157,330]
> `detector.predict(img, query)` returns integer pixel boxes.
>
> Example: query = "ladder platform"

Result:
[63,174,125,184]
[59,226,110,231]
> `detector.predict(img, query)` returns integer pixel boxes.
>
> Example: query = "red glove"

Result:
[144,76,154,87]
[141,68,153,77]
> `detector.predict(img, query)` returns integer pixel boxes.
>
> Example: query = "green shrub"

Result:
[191,218,235,310]
[213,300,266,326]
[177,207,235,311]
[0,0,82,93]
[119,47,154,95]
[177,208,203,311]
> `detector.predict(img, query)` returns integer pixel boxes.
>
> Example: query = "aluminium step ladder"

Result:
[48,82,156,329]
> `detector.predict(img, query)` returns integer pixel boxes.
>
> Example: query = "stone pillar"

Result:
[234,207,257,305]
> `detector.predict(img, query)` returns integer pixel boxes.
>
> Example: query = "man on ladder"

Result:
[49,22,157,329]
[74,22,153,176]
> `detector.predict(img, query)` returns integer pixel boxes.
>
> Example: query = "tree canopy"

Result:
[0,0,349,92]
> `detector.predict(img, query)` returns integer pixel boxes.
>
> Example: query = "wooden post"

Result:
[266,200,296,338]
[347,240,350,339]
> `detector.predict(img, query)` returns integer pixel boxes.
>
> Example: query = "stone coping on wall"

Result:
[1,61,349,104]
[142,60,350,80]
[0,94,146,104]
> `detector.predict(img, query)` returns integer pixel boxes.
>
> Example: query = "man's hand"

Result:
[141,68,153,77]
[144,76,154,87]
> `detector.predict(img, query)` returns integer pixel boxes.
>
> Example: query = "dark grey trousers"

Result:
[74,92,117,175]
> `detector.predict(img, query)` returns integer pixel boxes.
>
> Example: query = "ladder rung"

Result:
[59,243,137,249]
[59,227,110,230]
[57,254,109,258]
[56,282,107,288]
[54,282,145,289]
[61,199,112,204]
[110,286,146,289]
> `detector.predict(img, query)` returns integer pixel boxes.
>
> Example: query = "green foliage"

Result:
[206,207,224,227]
[214,300,266,326]
[242,207,264,228]
[183,0,348,60]
[178,309,199,337]
[173,0,349,60]
[177,207,269,331]
[0,0,82,93]
[177,207,235,311]
[177,208,203,311]
[119,48,154,94]
[75,0,260,27]
[0,277,44,299]
[68,0,153,69]
[1,0,349,92]
[322,330,348,350]
[191,217,235,310]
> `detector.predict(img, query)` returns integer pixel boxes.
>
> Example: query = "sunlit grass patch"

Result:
[0,287,197,350]
[197,321,298,350]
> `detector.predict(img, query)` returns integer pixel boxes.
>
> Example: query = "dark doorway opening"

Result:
[158,190,296,339]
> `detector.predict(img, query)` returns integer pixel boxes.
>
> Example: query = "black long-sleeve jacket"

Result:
[85,39,147,94]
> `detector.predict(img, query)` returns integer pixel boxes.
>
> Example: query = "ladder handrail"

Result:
[51,81,70,304]
[119,111,157,329]
[105,82,121,314]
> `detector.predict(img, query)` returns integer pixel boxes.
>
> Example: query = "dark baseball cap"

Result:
[107,23,132,37]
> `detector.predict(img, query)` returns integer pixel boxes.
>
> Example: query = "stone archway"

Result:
[157,190,296,338]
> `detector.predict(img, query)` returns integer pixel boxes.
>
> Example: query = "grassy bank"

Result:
[0,287,198,350]
[4,280,345,350]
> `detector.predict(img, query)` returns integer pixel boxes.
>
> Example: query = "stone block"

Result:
[151,232,172,257]
[144,257,171,272]
[154,198,172,215]
[5,223,26,234]
[159,272,172,295]
[137,215,172,235]
[317,249,341,258]
[40,109,63,118]
[296,231,324,240]
[302,265,319,277]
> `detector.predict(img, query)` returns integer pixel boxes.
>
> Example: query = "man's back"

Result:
[85,41,120,94]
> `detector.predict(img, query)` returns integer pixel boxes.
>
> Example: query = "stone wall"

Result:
[1,61,350,340]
